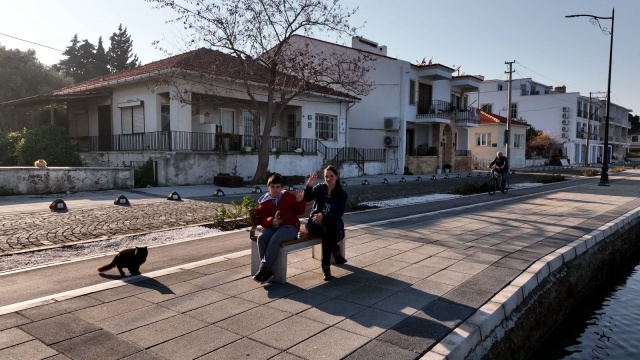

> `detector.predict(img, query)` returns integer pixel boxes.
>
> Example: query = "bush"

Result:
[0,129,26,166]
[583,169,599,177]
[212,195,257,227]
[536,174,565,183]
[610,166,625,173]
[134,158,156,188]
[452,181,492,195]
[15,124,83,166]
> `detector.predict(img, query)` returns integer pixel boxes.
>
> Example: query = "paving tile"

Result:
[215,305,291,336]
[335,307,406,338]
[363,259,410,276]
[0,327,34,350]
[73,297,153,323]
[308,278,364,298]
[343,339,417,360]
[426,269,474,287]
[286,271,326,289]
[371,287,438,316]
[143,269,207,285]
[190,259,246,275]
[198,337,281,360]
[96,304,178,334]
[337,285,397,307]
[235,283,302,305]
[264,290,332,314]
[0,312,31,331]
[447,260,489,275]
[157,288,229,312]
[186,270,246,288]
[248,315,329,350]
[211,278,265,296]
[20,314,101,345]
[269,352,305,360]
[287,327,370,360]
[52,330,142,360]
[18,296,102,321]
[0,339,58,359]
[185,297,260,324]
[121,350,165,360]
[134,281,204,303]
[298,298,366,326]
[376,313,451,354]
[149,325,241,359]
[88,284,152,302]
[120,314,208,348]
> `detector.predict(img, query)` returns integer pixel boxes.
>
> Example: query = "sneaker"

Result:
[253,270,266,283]
[333,252,348,265]
[260,270,275,284]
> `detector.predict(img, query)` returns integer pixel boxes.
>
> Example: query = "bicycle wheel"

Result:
[488,176,497,195]
[502,176,509,194]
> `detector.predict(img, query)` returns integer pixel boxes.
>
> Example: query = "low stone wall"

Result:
[0,167,134,195]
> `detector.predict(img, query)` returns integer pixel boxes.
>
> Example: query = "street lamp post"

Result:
[566,8,614,186]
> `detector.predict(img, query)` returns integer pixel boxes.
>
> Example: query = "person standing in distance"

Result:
[304,165,348,281]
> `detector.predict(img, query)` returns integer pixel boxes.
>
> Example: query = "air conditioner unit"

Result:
[383,117,400,130]
[561,133,568,138]
[383,135,399,147]
[562,126,569,132]
[562,106,570,112]
[562,119,569,125]
[562,113,570,119]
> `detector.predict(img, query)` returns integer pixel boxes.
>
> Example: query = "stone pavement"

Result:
[0,170,639,359]
[0,170,559,255]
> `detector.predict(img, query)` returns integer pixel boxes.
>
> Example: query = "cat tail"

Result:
[97,257,117,272]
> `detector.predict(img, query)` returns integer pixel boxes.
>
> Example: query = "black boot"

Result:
[333,251,347,265]
[322,265,333,281]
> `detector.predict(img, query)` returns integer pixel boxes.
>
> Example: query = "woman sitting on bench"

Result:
[305,165,348,281]
[253,174,306,284]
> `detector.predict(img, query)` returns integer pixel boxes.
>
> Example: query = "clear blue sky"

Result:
[1,0,637,115]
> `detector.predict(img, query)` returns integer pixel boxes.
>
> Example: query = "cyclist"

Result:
[488,151,509,191]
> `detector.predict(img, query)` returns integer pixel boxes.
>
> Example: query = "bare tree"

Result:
[147,0,375,183]
[527,131,559,158]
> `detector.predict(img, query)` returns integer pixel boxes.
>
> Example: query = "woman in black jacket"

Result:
[304,165,348,281]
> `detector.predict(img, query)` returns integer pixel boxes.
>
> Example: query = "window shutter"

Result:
[121,108,133,134]
[132,106,145,133]
[487,133,491,146]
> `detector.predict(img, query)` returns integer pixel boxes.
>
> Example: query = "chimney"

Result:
[554,85,566,93]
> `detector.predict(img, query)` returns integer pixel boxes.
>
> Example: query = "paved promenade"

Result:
[1,170,639,359]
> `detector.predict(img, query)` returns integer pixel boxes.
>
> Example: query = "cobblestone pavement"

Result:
[0,170,578,255]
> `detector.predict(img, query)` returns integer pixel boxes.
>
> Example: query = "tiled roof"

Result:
[480,110,529,127]
[54,48,358,100]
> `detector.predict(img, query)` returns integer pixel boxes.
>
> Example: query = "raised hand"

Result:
[295,188,305,202]
[307,172,317,188]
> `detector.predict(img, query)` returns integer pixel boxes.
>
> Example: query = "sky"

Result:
[1,0,638,114]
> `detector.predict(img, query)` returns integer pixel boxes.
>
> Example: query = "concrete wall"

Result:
[0,167,133,195]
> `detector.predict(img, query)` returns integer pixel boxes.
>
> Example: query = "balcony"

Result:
[450,75,482,91]
[416,100,452,124]
[454,106,480,128]
[415,64,452,80]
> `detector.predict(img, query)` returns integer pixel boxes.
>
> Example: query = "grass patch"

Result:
[536,174,565,183]
[452,181,492,195]
[583,169,600,177]
[610,166,625,173]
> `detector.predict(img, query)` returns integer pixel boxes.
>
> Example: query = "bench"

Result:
[249,208,346,284]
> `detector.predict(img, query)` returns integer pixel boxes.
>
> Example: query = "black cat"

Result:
[97,247,148,276]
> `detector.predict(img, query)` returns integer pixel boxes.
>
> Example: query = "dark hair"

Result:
[267,173,283,186]
[323,165,342,191]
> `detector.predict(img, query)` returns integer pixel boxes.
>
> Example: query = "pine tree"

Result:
[107,24,140,73]
[54,34,82,80]
[92,37,110,78]
[75,39,96,82]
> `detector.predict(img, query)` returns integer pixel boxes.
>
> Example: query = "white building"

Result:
[287,35,484,175]
[468,78,632,164]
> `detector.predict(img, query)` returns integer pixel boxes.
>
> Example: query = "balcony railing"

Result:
[74,131,321,153]
[417,100,452,118]
[454,106,479,125]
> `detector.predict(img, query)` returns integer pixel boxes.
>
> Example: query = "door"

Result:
[406,128,414,155]
[418,83,432,114]
[98,105,112,151]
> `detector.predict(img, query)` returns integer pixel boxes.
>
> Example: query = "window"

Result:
[243,111,258,148]
[498,84,503,91]
[481,104,493,113]
[161,105,170,132]
[316,114,337,140]
[409,80,416,105]
[476,133,491,146]
[450,94,460,109]
[510,103,518,119]
[220,109,234,133]
[287,113,296,138]
[514,134,524,148]
[121,106,144,134]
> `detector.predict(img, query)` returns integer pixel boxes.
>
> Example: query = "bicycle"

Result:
[488,168,509,195]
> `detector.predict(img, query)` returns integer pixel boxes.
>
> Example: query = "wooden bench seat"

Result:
[249,208,346,284]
